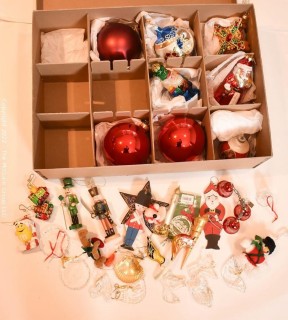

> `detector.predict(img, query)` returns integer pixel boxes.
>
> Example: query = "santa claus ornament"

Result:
[200,182,226,250]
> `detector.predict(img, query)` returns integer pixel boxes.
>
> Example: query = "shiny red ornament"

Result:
[223,216,240,234]
[97,22,142,61]
[103,122,150,165]
[234,203,251,221]
[158,117,205,162]
[217,180,234,198]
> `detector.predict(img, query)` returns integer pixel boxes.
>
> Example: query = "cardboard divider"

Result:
[32,3,272,177]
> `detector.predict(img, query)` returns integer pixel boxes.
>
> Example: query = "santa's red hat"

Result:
[204,182,218,195]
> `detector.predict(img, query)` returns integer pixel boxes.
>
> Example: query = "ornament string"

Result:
[44,230,67,262]
[266,195,278,222]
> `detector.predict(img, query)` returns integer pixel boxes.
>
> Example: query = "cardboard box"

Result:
[32,0,272,178]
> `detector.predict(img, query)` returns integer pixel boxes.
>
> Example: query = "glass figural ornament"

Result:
[154,25,195,59]
[103,122,151,165]
[151,62,199,101]
[97,21,142,61]
[219,135,250,159]
[158,116,206,162]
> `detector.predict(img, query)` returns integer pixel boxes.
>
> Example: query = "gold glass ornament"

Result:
[114,254,144,283]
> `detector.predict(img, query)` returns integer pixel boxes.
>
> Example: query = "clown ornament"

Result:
[200,182,225,250]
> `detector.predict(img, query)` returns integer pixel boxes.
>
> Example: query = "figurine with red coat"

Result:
[200,182,225,249]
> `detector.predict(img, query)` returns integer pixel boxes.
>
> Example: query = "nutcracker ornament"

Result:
[58,177,82,230]
[151,62,200,102]
[26,174,54,220]
[81,185,119,241]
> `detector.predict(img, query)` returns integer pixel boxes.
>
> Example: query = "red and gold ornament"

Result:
[219,135,250,159]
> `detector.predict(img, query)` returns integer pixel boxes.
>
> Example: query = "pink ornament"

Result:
[158,117,205,162]
[103,122,151,165]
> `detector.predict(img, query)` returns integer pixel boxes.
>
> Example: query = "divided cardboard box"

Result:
[32,0,272,179]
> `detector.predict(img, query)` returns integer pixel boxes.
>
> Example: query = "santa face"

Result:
[205,191,220,210]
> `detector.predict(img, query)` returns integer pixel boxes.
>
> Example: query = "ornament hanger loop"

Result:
[27,173,35,188]
[19,204,33,212]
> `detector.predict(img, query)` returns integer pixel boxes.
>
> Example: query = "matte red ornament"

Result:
[234,203,251,221]
[223,216,240,234]
[97,22,142,61]
[158,117,205,162]
[217,180,234,198]
[103,122,151,165]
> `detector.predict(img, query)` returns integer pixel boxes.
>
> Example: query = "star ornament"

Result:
[120,181,169,232]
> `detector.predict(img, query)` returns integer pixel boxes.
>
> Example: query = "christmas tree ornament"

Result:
[171,214,208,268]
[222,234,276,291]
[219,135,250,159]
[222,216,240,234]
[158,116,206,162]
[213,14,250,55]
[154,25,195,58]
[14,215,39,252]
[26,174,54,220]
[203,12,250,56]
[165,187,201,238]
[40,225,69,262]
[120,181,169,251]
[200,182,226,250]
[97,21,142,61]
[213,54,254,105]
[60,255,90,290]
[146,236,165,266]
[27,174,49,206]
[81,185,119,241]
[103,121,151,166]
[78,227,111,268]
[58,178,82,230]
[111,280,146,304]
[113,253,144,283]
[151,63,200,102]
[89,273,113,301]
[256,191,278,222]
[186,254,217,307]
[143,203,167,234]
[159,270,186,303]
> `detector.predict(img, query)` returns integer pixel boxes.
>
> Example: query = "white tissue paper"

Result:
[41,29,88,63]
[210,109,263,141]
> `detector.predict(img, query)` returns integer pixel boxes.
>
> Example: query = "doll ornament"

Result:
[120,181,169,251]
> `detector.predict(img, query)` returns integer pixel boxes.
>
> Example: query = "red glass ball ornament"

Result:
[234,203,251,221]
[158,117,206,162]
[103,122,150,165]
[223,216,240,234]
[217,180,234,198]
[97,22,142,61]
